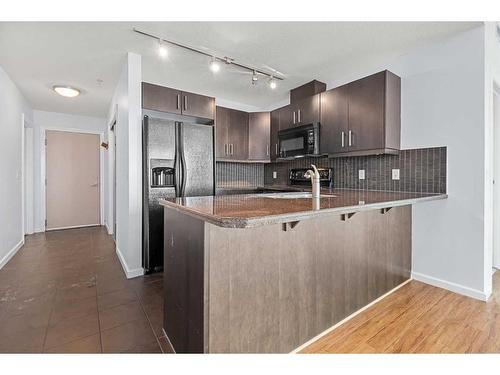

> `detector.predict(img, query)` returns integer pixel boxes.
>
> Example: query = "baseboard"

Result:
[290,278,412,353]
[411,271,489,301]
[0,237,24,270]
[115,246,144,279]
[46,223,100,231]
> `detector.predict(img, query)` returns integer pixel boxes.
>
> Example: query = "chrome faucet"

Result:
[305,164,321,198]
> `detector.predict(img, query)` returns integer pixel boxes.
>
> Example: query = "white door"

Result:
[46,130,100,230]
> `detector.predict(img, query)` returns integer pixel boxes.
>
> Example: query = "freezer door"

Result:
[179,123,215,197]
[143,116,177,273]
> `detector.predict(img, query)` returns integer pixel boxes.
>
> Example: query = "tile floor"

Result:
[0,226,173,353]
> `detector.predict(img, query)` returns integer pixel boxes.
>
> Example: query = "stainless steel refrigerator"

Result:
[142,114,215,274]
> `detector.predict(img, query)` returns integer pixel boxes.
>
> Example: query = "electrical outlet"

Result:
[392,169,400,180]
[273,171,277,179]
[358,169,365,180]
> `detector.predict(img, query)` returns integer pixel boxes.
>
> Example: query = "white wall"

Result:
[32,110,107,232]
[314,26,488,299]
[0,65,33,268]
[107,52,143,278]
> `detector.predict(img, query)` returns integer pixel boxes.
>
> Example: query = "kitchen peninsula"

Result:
[159,189,447,353]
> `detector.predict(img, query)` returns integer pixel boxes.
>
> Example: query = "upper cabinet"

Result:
[248,112,271,161]
[142,82,215,121]
[320,70,401,156]
[279,80,325,129]
[216,106,249,161]
[291,94,321,127]
[270,109,280,161]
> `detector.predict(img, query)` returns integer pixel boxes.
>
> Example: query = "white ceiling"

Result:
[0,22,481,117]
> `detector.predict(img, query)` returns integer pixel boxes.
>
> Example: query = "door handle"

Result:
[348,130,353,147]
[176,94,180,109]
[341,131,345,148]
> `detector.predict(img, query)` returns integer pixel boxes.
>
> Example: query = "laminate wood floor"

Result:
[0,227,173,353]
[301,274,500,353]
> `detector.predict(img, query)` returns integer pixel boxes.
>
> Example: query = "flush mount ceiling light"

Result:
[53,85,80,98]
[133,28,284,89]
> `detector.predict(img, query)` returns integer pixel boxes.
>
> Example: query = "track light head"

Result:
[209,57,221,73]
[269,76,277,89]
[158,39,168,59]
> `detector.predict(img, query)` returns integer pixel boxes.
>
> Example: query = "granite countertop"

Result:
[159,188,447,228]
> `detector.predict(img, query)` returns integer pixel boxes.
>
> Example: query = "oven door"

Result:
[278,123,318,158]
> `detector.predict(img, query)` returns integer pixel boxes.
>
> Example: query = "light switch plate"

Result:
[273,171,277,179]
[392,169,400,180]
[358,169,365,180]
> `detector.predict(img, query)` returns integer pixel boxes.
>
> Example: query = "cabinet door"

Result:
[142,83,182,114]
[270,109,280,160]
[347,72,385,151]
[181,91,215,120]
[320,86,349,154]
[215,106,229,159]
[278,105,294,130]
[248,112,270,160]
[228,109,248,160]
[294,94,320,126]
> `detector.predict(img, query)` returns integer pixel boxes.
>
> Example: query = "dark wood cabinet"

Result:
[181,91,215,120]
[142,83,182,114]
[291,94,321,127]
[228,109,249,160]
[142,82,215,120]
[248,112,270,160]
[270,109,280,161]
[277,105,293,130]
[216,106,248,160]
[215,106,230,159]
[320,84,349,154]
[320,70,401,156]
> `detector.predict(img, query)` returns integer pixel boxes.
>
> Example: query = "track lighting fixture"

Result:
[134,28,284,89]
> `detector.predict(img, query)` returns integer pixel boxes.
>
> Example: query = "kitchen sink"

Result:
[258,192,337,199]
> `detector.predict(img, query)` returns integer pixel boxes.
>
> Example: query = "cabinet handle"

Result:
[183,95,187,111]
[298,109,301,123]
[348,130,353,147]
[224,144,227,156]
[230,144,234,155]
[275,143,278,155]
[293,111,296,124]
[341,131,345,148]
[266,144,269,156]
[176,94,180,109]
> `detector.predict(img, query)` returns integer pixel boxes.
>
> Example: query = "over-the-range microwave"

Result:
[278,122,320,159]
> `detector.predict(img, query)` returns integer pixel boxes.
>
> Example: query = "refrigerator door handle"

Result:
[179,123,187,196]
[174,122,181,197]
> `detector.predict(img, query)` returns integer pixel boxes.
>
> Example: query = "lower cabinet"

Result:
[163,205,411,353]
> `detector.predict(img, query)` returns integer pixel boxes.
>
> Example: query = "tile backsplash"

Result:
[216,162,264,188]
[264,147,447,194]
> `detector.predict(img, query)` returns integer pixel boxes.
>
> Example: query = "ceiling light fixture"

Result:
[158,39,168,59]
[252,71,258,85]
[133,28,284,89]
[269,76,277,89]
[53,85,80,98]
[209,57,221,73]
